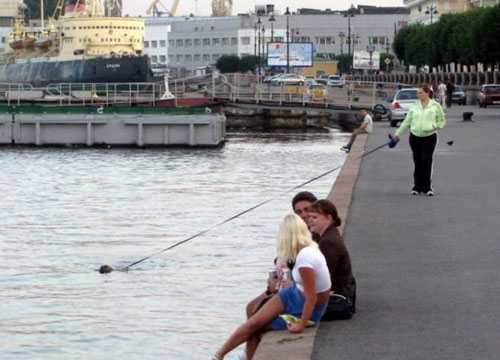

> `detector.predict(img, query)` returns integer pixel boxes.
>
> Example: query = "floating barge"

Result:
[0,105,225,147]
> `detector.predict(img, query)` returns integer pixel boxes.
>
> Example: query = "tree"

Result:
[216,55,240,73]
[238,55,260,73]
[334,54,352,75]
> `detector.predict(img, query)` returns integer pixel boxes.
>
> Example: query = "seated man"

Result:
[245,191,318,319]
[341,108,373,153]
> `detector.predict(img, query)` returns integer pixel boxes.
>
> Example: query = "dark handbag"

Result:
[321,293,354,321]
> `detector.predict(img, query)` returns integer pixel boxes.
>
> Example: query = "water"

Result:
[0,128,349,360]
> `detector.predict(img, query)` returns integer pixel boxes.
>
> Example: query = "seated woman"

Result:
[211,214,331,360]
[307,200,356,320]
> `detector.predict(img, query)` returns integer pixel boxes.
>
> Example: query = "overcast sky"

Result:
[123,1,405,17]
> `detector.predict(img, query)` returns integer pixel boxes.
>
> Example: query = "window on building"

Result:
[369,36,387,45]
[144,41,149,48]
[185,55,192,62]
[194,54,201,62]
[241,37,250,45]
[212,38,220,46]
[275,36,284,42]
[168,55,174,62]
[203,38,210,46]
[168,40,174,47]
[212,54,219,61]
[231,37,238,45]
[152,40,158,48]
[151,55,158,62]
[160,55,166,62]
[185,39,193,47]
[203,54,210,61]
[300,37,310,43]
[221,38,229,46]
[160,40,166,47]
[176,55,182,63]
[176,39,184,47]
[194,39,201,46]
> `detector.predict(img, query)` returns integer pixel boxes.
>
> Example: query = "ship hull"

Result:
[0,56,152,87]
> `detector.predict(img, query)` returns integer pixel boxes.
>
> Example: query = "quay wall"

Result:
[0,113,226,147]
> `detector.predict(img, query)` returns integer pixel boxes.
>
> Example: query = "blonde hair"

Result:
[276,214,317,262]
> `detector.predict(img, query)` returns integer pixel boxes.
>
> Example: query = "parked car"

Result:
[478,84,500,108]
[316,78,328,86]
[304,75,316,86]
[327,75,344,87]
[388,88,419,127]
[452,85,467,105]
[306,84,327,101]
[271,74,305,86]
[263,74,284,84]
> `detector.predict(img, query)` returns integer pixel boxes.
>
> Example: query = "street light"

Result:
[344,6,355,74]
[253,23,257,56]
[338,31,345,74]
[425,5,439,24]
[367,42,376,74]
[256,16,262,75]
[268,13,275,42]
[285,6,291,73]
[261,25,266,72]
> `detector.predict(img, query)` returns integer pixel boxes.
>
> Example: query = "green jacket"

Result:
[395,99,446,137]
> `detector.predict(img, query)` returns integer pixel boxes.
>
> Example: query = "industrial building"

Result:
[144,5,410,77]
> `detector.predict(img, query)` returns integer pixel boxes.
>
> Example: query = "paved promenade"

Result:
[313,105,500,359]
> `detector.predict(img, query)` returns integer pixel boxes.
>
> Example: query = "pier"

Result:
[255,104,500,359]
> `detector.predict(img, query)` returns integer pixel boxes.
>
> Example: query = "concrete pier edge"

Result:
[253,134,369,360]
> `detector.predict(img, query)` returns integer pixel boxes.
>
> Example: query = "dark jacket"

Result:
[317,224,355,298]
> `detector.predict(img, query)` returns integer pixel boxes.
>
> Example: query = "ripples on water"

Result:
[0,128,349,360]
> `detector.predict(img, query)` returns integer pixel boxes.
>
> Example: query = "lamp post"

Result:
[285,7,291,73]
[269,13,275,42]
[338,31,345,74]
[261,25,266,72]
[253,23,257,56]
[344,6,355,74]
[256,17,262,75]
[425,5,439,24]
[367,42,376,74]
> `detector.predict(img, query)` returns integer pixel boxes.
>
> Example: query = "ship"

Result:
[0,0,152,87]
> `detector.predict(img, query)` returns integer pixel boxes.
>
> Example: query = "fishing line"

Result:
[100,138,397,274]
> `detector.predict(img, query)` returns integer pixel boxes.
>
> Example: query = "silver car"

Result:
[389,88,419,127]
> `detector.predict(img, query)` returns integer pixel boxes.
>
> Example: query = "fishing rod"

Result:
[99,136,399,274]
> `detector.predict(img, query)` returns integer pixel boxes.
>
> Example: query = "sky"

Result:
[122,0,405,17]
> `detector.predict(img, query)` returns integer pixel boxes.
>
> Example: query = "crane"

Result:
[146,0,181,17]
[211,0,232,17]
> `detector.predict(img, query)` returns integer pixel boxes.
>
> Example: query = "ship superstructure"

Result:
[0,0,151,86]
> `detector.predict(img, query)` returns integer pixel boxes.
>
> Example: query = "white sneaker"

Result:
[230,348,247,360]
[340,146,350,153]
[426,190,434,196]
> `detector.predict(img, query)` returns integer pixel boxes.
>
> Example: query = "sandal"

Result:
[210,354,223,360]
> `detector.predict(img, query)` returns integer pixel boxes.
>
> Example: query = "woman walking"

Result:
[211,214,330,360]
[393,84,446,196]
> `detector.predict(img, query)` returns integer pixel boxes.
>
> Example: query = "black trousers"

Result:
[409,133,437,193]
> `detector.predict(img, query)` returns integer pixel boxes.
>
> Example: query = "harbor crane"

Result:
[146,0,181,17]
[212,0,232,17]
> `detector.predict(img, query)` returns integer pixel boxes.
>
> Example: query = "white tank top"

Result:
[292,246,331,293]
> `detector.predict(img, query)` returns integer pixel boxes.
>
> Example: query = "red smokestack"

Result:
[65,0,87,13]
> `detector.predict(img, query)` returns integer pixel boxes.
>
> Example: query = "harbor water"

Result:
[0,128,349,360]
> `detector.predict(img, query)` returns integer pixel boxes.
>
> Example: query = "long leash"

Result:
[109,138,395,273]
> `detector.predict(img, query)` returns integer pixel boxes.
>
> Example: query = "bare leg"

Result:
[246,292,269,319]
[214,295,284,359]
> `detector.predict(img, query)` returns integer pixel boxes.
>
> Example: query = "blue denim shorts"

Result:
[270,283,328,330]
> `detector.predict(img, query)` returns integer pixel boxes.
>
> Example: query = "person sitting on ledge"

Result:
[306,199,356,320]
[341,108,373,153]
[211,214,331,360]
[245,191,318,319]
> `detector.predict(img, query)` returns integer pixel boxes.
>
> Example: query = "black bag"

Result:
[321,294,354,321]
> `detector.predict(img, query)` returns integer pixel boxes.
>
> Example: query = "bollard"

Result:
[463,112,474,121]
